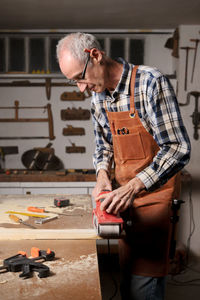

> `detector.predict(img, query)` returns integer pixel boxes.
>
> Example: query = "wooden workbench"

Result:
[0,194,102,300]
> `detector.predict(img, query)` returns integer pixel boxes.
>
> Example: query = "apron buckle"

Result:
[129,112,135,118]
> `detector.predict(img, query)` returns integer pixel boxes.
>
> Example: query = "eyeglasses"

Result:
[81,52,90,80]
[68,52,90,85]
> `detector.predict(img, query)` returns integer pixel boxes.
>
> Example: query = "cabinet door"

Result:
[29,38,45,73]
[8,38,25,72]
[0,188,23,194]
[110,38,125,60]
[0,38,5,72]
[49,38,60,73]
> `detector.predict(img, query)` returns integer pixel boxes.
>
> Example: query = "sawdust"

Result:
[0,253,98,299]
[0,280,7,284]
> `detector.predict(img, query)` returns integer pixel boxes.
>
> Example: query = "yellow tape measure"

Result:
[6,211,48,218]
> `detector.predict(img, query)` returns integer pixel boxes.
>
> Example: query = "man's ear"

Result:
[84,48,103,64]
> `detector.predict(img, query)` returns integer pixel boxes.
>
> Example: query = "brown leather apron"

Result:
[106,66,181,277]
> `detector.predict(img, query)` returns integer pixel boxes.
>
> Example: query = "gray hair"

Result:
[56,32,101,62]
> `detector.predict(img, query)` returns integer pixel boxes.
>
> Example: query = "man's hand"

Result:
[95,177,145,215]
[92,169,112,199]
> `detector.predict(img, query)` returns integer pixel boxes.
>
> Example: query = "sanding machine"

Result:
[93,191,124,238]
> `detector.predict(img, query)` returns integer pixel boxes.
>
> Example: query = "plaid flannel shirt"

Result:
[91,58,191,190]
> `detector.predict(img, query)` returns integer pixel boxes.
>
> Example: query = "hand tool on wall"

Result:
[21,143,63,170]
[65,142,86,153]
[45,78,51,100]
[165,28,179,58]
[180,46,195,91]
[188,91,200,140]
[179,91,200,140]
[60,89,92,101]
[63,125,85,136]
[0,101,55,140]
[93,191,124,238]
[0,79,76,100]
[61,107,90,120]
[24,143,54,170]
[9,214,36,229]
[60,91,85,101]
[190,39,200,83]
[0,146,18,169]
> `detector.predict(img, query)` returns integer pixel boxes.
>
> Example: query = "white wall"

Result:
[176,25,200,257]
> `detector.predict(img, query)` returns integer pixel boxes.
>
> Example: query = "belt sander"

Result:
[93,191,124,238]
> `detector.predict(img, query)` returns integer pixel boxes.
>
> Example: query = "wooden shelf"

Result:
[0,169,96,182]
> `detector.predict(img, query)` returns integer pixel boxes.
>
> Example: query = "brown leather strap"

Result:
[129,65,139,117]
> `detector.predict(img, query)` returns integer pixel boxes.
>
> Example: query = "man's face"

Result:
[59,50,106,93]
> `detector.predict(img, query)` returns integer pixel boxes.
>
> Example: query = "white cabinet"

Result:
[0,182,96,195]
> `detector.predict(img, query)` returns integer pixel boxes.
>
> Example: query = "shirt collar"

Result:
[105,58,134,100]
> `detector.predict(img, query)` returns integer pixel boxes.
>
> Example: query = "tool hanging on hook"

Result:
[180,91,200,140]
[190,39,200,83]
[180,47,195,91]
[0,101,55,140]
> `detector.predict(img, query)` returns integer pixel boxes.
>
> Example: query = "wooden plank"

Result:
[0,228,100,240]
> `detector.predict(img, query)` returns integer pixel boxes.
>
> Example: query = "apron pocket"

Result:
[113,132,146,160]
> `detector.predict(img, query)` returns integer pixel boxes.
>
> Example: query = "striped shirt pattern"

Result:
[91,58,191,190]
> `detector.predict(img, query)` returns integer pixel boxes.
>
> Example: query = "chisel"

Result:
[9,214,36,229]
[180,46,195,91]
[27,206,82,217]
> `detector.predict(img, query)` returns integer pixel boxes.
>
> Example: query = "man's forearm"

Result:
[92,169,112,198]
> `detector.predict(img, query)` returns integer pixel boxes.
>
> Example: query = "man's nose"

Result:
[77,82,87,93]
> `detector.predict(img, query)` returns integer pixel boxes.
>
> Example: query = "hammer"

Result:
[187,91,200,140]
[180,47,195,91]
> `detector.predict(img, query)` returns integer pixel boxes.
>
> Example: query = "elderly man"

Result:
[57,32,191,300]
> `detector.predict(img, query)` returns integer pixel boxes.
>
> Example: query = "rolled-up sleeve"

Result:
[136,75,191,190]
[91,96,114,176]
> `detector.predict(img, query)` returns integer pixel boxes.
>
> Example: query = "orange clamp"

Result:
[31,247,40,258]
[18,251,27,257]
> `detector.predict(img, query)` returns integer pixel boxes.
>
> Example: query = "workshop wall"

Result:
[0,33,174,170]
[176,25,200,257]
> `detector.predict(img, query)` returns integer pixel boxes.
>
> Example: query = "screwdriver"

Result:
[27,206,82,217]
[9,214,36,229]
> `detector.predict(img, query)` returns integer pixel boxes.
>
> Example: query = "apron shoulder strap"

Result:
[130,66,139,116]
